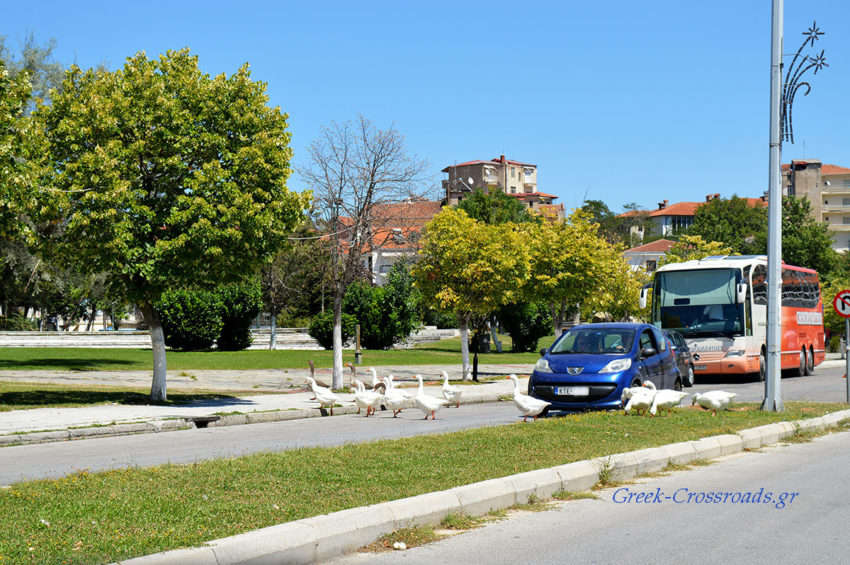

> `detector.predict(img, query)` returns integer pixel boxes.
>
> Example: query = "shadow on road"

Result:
[0,389,249,410]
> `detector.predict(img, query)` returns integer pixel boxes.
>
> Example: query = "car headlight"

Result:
[725,350,745,357]
[535,358,553,373]
[599,358,632,373]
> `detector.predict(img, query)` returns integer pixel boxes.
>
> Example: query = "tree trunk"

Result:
[489,315,502,353]
[550,304,561,337]
[141,303,168,402]
[269,310,277,350]
[459,314,470,380]
[332,292,344,390]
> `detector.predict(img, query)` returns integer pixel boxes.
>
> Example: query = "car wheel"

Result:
[685,365,695,387]
[673,377,683,392]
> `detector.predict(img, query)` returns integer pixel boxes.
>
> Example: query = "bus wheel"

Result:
[758,351,766,382]
[806,346,815,375]
[796,348,806,377]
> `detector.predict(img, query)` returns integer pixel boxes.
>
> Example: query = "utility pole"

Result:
[765,0,783,411]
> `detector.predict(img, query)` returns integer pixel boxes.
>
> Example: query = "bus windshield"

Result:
[653,268,744,338]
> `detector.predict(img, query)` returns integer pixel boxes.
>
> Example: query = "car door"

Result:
[638,329,662,387]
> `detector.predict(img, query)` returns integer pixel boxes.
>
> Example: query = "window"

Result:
[510,167,515,178]
[645,260,657,272]
[842,197,850,206]
[781,268,820,308]
[752,265,767,305]
[843,217,850,225]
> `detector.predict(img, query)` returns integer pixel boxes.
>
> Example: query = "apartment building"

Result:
[783,160,850,252]
[442,155,564,219]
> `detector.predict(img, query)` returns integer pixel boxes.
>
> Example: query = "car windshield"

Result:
[550,328,635,354]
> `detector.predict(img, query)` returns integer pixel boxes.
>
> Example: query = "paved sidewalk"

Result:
[0,364,533,442]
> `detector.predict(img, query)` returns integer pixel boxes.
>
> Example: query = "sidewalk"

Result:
[0,364,533,445]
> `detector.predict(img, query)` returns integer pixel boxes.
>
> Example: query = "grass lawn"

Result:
[0,334,557,372]
[0,402,843,564]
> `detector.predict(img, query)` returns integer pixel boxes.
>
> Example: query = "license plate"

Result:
[695,365,707,371]
[557,386,589,396]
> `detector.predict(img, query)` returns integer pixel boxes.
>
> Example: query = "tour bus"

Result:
[641,255,824,380]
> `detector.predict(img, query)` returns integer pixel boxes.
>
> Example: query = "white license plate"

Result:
[557,386,589,396]
[695,365,707,371]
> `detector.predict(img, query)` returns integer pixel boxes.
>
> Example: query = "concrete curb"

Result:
[0,392,509,447]
[115,408,850,565]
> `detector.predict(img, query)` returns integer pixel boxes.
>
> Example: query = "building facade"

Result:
[783,160,850,252]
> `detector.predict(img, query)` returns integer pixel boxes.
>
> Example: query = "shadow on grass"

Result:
[0,390,248,409]
[0,358,139,371]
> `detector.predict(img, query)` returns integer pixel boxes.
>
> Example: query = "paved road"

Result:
[1,362,846,485]
[333,429,850,565]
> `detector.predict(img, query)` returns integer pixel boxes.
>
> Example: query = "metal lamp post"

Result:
[764,4,827,411]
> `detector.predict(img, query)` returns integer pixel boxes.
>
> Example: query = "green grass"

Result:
[0,382,256,412]
[0,334,556,372]
[0,402,841,564]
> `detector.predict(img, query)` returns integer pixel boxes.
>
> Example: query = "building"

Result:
[623,239,676,272]
[783,160,850,252]
[442,155,564,219]
[340,200,442,286]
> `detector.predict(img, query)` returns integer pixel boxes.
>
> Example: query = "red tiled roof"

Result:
[648,202,702,217]
[338,200,443,252]
[624,239,676,253]
[442,157,536,172]
[823,164,850,175]
[506,192,558,200]
[617,209,649,218]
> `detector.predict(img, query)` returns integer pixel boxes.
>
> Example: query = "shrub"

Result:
[0,314,38,331]
[216,282,263,351]
[156,289,224,351]
[497,302,553,353]
[423,307,457,329]
[309,310,356,349]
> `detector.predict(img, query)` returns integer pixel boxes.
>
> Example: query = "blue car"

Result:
[529,323,682,411]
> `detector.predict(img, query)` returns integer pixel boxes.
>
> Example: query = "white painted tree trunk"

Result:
[459,315,470,380]
[332,297,344,390]
[489,316,502,353]
[142,303,168,402]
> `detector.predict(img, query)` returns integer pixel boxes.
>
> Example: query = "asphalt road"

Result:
[1,362,847,485]
[332,429,850,565]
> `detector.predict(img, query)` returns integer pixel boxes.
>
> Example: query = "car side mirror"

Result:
[641,347,657,358]
[539,348,548,357]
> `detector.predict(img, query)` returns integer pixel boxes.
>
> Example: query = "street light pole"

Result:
[765,0,784,412]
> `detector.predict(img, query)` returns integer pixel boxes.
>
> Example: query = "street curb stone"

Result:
[116,408,850,565]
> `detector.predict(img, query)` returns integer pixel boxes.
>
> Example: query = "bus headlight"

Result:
[600,358,632,373]
[535,358,553,373]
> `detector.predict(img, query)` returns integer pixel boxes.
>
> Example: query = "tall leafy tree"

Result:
[688,196,766,255]
[415,208,531,376]
[770,196,839,276]
[659,234,733,266]
[33,49,309,401]
[457,188,538,224]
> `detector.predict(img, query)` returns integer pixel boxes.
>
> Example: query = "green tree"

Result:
[688,196,766,255]
[659,234,733,266]
[457,188,538,225]
[414,208,531,376]
[217,281,263,351]
[33,49,309,401]
[496,302,552,352]
[769,196,839,276]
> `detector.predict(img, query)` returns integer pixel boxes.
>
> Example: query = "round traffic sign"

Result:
[833,290,850,318]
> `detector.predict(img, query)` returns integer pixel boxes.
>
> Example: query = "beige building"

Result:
[783,160,850,252]
[442,155,563,219]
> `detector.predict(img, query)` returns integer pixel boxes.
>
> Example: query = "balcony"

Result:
[826,223,850,232]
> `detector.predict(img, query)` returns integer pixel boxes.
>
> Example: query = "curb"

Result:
[0,391,508,447]
[115,408,850,565]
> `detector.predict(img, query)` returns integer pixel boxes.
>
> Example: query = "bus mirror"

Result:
[737,283,747,304]
[639,287,648,309]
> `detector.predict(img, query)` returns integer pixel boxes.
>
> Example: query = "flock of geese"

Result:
[622,381,737,416]
[305,367,737,421]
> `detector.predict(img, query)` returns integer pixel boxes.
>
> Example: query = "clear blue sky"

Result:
[3,0,848,213]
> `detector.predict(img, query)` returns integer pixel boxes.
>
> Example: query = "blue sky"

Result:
[3,0,848,213]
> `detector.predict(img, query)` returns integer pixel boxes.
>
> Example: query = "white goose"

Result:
[441,370,463,408]
[646,382,688,416]
[414,374,448,420]
[624,382,655,416]
[507,374,550,422]
[692,391,737,416]
[305,377,340,415]
[382,375,411,417]
[353,379,381,416]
